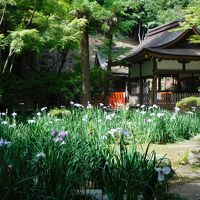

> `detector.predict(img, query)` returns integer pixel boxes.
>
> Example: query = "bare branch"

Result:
[25,0,37,28]
[0,3,7,28]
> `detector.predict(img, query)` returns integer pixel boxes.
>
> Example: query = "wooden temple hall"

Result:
[112,20,200,108]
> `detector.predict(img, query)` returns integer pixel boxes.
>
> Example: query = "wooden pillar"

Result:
[182,62,186,71]
[128,64,131,97]
[139,63,143,105]
[151,58,157,105]
[158,77,162,91]
[152,75,158,105]
[177,76,181,92]
[125,81,128,101]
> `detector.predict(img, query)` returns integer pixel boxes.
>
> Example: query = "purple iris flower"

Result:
[51,130,59,136]
[58,131,68,138]
[53,137,63,142]
[122,130,129,136]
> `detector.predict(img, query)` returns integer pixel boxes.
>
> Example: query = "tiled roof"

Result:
[112,20,200,65]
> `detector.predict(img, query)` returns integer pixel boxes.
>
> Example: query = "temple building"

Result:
[112,20,200,108]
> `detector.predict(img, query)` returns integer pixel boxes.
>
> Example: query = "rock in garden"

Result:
[188,150,200,164]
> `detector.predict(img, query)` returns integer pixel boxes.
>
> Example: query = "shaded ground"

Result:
[170,181,200,200]
[140,136,200,200]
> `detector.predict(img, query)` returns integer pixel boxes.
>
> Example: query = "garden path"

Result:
[142,135,200,200]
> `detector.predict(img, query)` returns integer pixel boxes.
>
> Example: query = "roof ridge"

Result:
[145,19,182,38]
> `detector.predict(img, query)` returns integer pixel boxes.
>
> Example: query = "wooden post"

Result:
[151,58,157,105]
[177,76,181,92]
[139,63,143,105]
[81,27,91,106]
[158,76,161,91]
[128,64,131,97]
[182,62,186,71]
[152,75,158,105]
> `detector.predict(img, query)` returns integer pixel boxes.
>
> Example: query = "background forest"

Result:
[0,0,200,110]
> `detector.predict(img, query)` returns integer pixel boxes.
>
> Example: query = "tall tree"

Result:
[70,0,106,106]
[101,0,138,104]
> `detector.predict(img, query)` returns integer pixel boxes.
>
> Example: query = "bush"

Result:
[0,72,81,110]
[0,87,2,103]
[176,96,200,112]
[90,67,106,104]
[48,107,71,117]
[0,68,106,110]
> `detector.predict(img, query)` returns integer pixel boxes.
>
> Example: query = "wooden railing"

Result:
[129,94,150,107]
[142,94,151,107]
[108,92,126,109]
[157,92,200,108]
[129,92,200,108]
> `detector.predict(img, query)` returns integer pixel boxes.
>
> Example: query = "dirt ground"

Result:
[140,136,200,200]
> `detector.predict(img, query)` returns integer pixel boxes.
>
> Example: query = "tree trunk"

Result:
[0,3,6,28]
[9,54,15,72]
[58,50,68,73]
[25,0,37,28]
[103,30,113,105]
[138,22,142,44]
[81,27,91,107]
[2,50,13,73]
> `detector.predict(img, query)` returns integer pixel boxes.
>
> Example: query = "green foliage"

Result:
[0,0,88,73]
[124,106,200,143]
[101,0,138,35]
[179,152,189,165]
[129,0,190,35]
[0,34,4,45]
[0,0,16,5]
[144,0,189,25]
[176,96,200,112]
[7,29,43,54]
[102,140,163,200]
[90,67,106,104]
[180,0,200,43]
[72,0,106,22]
[49,108,71,118]
[43,17,87,51]
[0,87,2,103]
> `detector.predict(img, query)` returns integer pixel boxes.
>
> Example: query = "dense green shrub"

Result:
[90,67,106,104]
[0,87,2,103]
[0,68,105,110]
[0,72,82,109]
[176,96,200,111]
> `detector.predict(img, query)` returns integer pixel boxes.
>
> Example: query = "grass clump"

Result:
[179,152,189,165]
